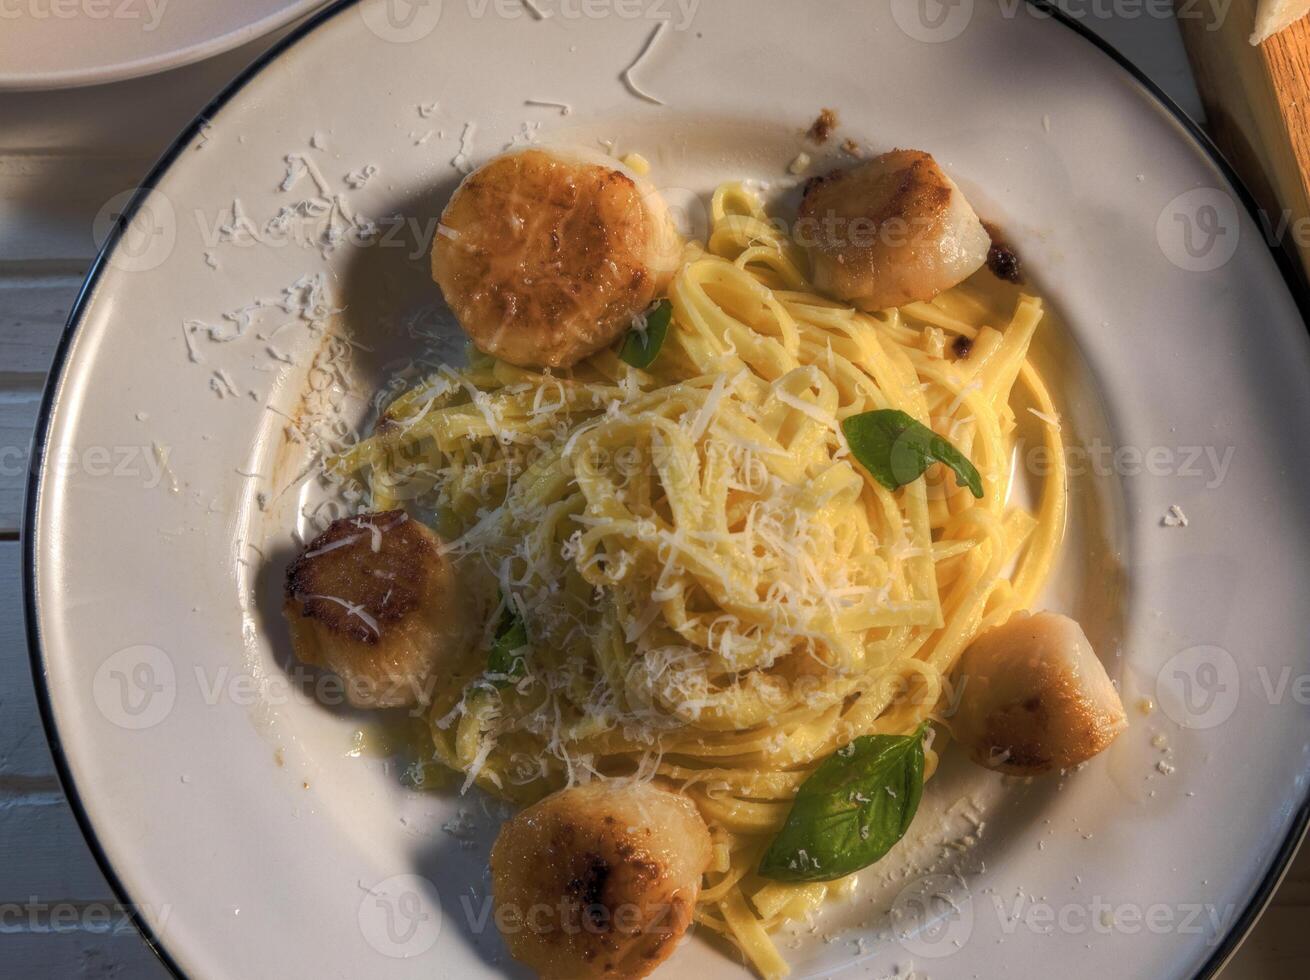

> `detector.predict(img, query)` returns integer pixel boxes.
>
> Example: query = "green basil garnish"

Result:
[759,724,928,883]
[619,299,672,368]
[842,409,983,499]
[486,601,529,685]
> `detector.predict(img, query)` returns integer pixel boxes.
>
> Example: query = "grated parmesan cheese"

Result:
[1162,504,1189,528]
[620,21,667,105]
[1027,407,1061,430]
[524,98,572,116]
[451,122,477,175]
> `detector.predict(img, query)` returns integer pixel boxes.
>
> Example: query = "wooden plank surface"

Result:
[0,271,76,377]
[0,542,169,977]
[0,934,168,979]
[0,274,69,532]
[0,388,42,536]
[1178,0,1310,281]
[0,27,283,978]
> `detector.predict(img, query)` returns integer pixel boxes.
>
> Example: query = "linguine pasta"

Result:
[329,182,1067,977]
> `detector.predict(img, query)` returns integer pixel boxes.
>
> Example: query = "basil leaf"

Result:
[842,409,983,499]
[759,725,927,883]
[486,602,529,685]
[619,299,672,368]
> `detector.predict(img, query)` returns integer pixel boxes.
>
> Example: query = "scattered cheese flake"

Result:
[620,21,667,105]
[280,153,332,196]
[524,98,572,116]
[451,122,477,174]
[1162,504,1189,528]
[1027,407,1061,430]
[210,369,241,399]
[503,121,542,151]
[305,593,380,636]
[345,164,378,189]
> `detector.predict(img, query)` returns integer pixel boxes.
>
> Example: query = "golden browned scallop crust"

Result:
[431,148,679,370]
[283,511,469,707]
[490,781,712,979]
[796,148,990,310]
[952,611,1128,775]
[977,659,1121,772]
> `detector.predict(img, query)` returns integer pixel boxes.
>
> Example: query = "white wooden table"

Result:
[0,6,1305,977]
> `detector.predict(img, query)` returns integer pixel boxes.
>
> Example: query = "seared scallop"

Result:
[796,148,990,310]
[951,612,1127,776]
[490,781,712,979]
[283,511,468,708]
[431,147,682,370]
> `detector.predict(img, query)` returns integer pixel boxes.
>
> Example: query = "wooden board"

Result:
[0,542,170,977]
[0,29,265,976]
[1178,0,1310,282]
[0,273,71,533]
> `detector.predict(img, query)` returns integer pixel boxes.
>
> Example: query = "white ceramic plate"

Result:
[0,0,323,90]
[25,1,1310,978]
